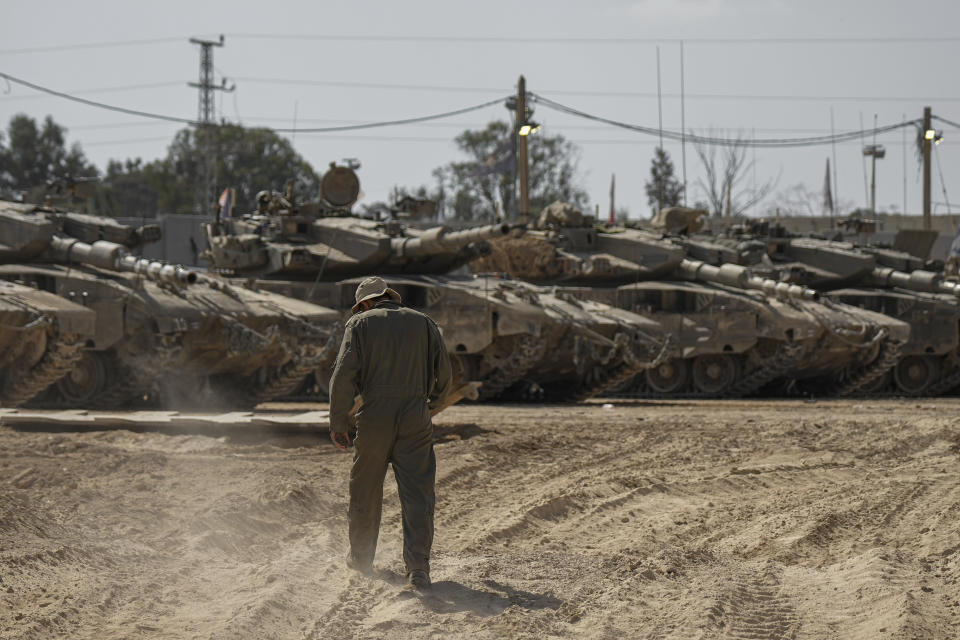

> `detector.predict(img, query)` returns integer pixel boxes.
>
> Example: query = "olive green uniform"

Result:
[329,300,452,573]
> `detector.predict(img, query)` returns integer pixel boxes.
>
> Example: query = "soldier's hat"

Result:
[352,276,402,313]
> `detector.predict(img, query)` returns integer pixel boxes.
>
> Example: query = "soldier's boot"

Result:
[346,552,373,575]
[406,569,431,590]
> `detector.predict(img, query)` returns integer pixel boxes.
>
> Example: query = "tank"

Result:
[472,202,910,397]
[264,274,668,402]
[200,166,671,401]
[710,219,960,396]
[202,177,514,279]
[0,199,343,409]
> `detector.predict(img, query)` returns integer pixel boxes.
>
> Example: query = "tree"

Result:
[766,183,858,219]
[434,120,588,222]
[0,114,97,198]
[644,147,683,215]
[156,124,322,214]
[95,158,167,217]
[94,124,322,215]
[693,131,778,218]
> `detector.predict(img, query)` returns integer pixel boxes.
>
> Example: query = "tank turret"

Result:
[0,200,160,260]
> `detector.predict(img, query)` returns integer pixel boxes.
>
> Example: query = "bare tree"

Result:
[766,183,859,219]
[693,131,778,218]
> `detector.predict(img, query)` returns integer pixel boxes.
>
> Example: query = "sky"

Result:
[2,0,959,222]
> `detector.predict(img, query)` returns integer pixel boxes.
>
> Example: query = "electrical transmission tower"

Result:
[188,35,234,214]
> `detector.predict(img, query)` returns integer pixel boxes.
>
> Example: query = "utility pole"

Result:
[923,106,932,230]
[863,144,885,216]
[189,35,234,214]
[516,75,530,225]
[609,174,616,225]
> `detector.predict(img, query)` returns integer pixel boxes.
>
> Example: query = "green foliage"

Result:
[433,120,588,221]
[0,114,98,198]
[96,158,167,217]
[99,125,322,215]
[644,147,683,215]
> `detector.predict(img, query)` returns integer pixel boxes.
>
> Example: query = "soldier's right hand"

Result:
[330,431,353,451]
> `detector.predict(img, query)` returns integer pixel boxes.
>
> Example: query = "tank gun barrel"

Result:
[868,267,960,297]
[49,237,198,287]
[391,223,514,258]
[677,259,820,301]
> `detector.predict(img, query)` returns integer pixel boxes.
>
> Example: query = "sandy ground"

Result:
[1,398,958,639]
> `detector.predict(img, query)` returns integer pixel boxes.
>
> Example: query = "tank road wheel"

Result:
[54,351,109,404]
[691,354,741,395]
[645,358,689,394]
[893,355,940,396]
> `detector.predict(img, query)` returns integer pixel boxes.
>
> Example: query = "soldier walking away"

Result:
[329,276,452,590]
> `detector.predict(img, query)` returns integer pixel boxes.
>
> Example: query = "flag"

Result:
[218,187,236,218]
[823,158,834,216]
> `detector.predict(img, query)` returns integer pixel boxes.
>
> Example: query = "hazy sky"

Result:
[2,0,958,220]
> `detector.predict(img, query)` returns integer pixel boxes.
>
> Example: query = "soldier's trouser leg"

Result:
[391,398,436,574]
[348,405,394,566]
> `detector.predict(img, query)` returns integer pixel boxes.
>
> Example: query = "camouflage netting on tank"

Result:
[537,201,585,229]
[473,236,569,279]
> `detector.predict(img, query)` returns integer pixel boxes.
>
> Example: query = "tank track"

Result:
[724,341,805,398]
[612,340,805,400]
[92,364,151,408]
[255,327,343,402]
[478,335,547,400]
[4,334,85,407]
[568,333,673,402]
[835,336,903,397]
[915,358,960,396]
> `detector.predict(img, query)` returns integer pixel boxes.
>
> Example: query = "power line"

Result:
[0,81,186,101]
[3,33,959,55]
[67,121,183,131]
[3,69,939,149]
[82,136,174,147]
[933,114,960,130]
[531,92,919,148]
[229,33,960,45]
[65,116,883,136]
[234,76,500,94]
[1,75,952,108]
[232,76,960,102]
[0,71,198,124]
[0,70,507,133]
[0,36,189,56]
[261,97,508,133]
